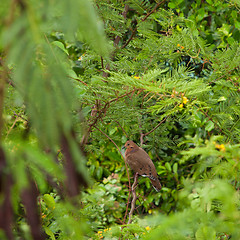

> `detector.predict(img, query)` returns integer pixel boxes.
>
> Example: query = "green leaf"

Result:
[195,226,216,240]
[43,194,56,210]
[165,162,172,172]
[96,166,103,180]
[44,227,56,240]
[168,2,176,8]
[218,23,231,36]
[235,21,240,29]
[205,121,214,131]
[173,163,178,173]
[145,179,151,189]
[52,41,69,55]
[196,8,206,21]
[109,127,117,135]
[206,0,213,4]
[218,96,227,102]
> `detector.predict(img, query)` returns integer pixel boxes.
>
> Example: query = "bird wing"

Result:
[127,148,158,178]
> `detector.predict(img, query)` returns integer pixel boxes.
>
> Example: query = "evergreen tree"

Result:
[1,0,240,239]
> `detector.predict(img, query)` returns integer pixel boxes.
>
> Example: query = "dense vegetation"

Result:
[1,0,240,239]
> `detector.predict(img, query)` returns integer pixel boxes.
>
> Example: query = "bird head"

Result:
[123,140,138,150]
[122,140,138,157]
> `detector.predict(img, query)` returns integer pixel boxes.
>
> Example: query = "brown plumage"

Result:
[124,140,161,192]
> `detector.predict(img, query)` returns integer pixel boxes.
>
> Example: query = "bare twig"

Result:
[121,28,138,49]
[140,133,144,147]
[93,126,131,189]
[143,116,169,137]
[139,116,169,146]
[94,126,132,225]
[197,106,223,133]
[70,76,88,86]
[121,0,166,49]
[13,111,27,121]
[100,56,104,69]
[127,173,139,224]
[6,116,18,139]
[141,0,166,22]
[144,55,154,74]
[123,190,131,225]
[138,118,144,147]
[122,4,129,19]
[109,89,137,104]
[114,120,129,138]
[81,89,137,147]
[102,63,110,78]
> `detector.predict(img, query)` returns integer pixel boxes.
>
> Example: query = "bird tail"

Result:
[150,178,162,192]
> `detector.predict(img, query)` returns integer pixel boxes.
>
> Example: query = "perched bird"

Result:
[123,140,161,192]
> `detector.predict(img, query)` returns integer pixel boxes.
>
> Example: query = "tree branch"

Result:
[114,120,129,138]
[127,173,139,224]
[109,89,137,104]
[81,89,138,147]
[93,126,133,224]
[141,0,166,22]
[143,116,169,137]
[93,126,131,187]
[121,0,166,49]
[121,28,138,49]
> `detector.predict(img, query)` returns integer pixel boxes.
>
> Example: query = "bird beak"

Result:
[121,145,126,150]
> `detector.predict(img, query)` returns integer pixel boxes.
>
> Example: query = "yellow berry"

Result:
[219,144,226,151]
[182,96,189,104]
[215,144,226,151]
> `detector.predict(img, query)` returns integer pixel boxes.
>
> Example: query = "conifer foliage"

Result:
[1,0,240,239]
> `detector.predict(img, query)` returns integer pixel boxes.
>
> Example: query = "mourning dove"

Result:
[123,140,161,192]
